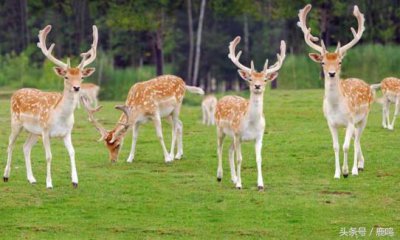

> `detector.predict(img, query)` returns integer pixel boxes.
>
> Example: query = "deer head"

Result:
[297,4,365,79]
[81,96,131,162]
[37,25,98,92]
[228,36,286,94]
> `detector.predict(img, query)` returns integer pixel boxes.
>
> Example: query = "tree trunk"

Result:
[153,30,164,76]
[243,14,249,61]
[186,0,194,83]
[192,0,206,86]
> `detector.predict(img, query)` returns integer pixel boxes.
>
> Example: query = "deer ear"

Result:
[309,53,323,63]
[266,72,278,82]
[238,70,251,81]
[82,67,96,77]
[53,67,67,77]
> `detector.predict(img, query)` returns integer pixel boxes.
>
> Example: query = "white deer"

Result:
[298,4,376,178]
[215,37,286,190]
[3,25,98,188]
[77,83,100,109]
[202,95,217,125]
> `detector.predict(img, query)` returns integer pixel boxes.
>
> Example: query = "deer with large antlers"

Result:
[215,37,286,190]
[3,25,98,188]
[81,75,204,163]
[297,4,377,179]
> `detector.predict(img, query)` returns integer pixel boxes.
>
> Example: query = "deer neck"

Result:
[55,89,79,118]
[324,75,343,105]
[247,91,264,120]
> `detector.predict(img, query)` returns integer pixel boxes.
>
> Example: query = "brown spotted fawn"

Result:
[298,4,378,178]
[3,25,98,188]
[81,75,204,163]
[376,77,400,130]
[215,37,286,190]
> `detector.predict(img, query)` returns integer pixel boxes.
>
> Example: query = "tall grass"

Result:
[277,44,400,89]
[0,44,399,99]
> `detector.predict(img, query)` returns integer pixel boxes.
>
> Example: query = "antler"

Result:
[37,25,68,69]
[80,96,108,141]
[297,4,325,54]
[263,41,286,74]
[228,36,252,72]
[337,5,365,54]
[110,105,131,143]
[78,25,98,69]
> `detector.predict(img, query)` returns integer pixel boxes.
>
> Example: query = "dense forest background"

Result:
[1,0,400,99]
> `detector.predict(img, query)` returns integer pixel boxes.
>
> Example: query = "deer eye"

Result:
[64,77,69,80]
[321,62,325,66]
[339,62,342,65]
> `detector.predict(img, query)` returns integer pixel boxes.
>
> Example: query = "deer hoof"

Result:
[358,168,364,172]
[343,174,349,178]
[236,186,242,190]
[3,177,8,182]
[258,186,264,191]
[217,177,222,182]
[72,182,78,188]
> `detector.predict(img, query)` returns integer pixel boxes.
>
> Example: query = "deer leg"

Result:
[352,127,360,176]
[234,135,243,189]
[175,120,183,160]
[328,124,340,179]
[201,105,207,125]
[63,133,78,187]
[386,100,391,129]
[389,97,400,130]
[42,132,53,189]
[210,107,216,125]
[342,124,354,178]
[216,127,225,182]
[228,142,236,184]
[255,135,264,190]
[127,123,140,163]
[357,118,367,171]
[23,134,38,184]
[153,114,173,163]
[382,98,388,129]
[3,124,22,182]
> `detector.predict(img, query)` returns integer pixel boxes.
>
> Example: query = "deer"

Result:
[80,75,204,163]
[215,37,286,190]
[3,25,98,189]
[375,77,400,130]
[297,4,377,179]
[77,83,100,109]
[202,95,217,125]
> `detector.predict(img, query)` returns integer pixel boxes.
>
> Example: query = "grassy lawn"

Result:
[0,89,399,239]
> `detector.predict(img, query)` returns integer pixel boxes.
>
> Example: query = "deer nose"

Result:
[255,85,261,89]
[73,86,80,92]
[328,72,336,77]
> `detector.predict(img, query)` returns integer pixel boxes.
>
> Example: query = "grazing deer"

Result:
[202,95,217,125]
[215,37,286,190]
[81,75,204,163]
[3,25,97,188]
[77,83,100,109]
[298,4,376,178]
[377,77,400,130]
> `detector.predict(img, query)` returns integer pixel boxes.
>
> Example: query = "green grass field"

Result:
[0,89,399,239]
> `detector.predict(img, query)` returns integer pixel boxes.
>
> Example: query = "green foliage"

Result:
[0,91,399,238]
[278,44,400,89]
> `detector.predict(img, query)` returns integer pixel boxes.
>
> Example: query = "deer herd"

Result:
[2,4,398,190]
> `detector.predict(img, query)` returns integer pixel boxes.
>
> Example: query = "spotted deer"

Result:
[77,83,100,109]
[81,75,204,163]
[376,77,400,130]
[202,95,217,125]
[215,37,286,190]
[298,4,377,178]
[3,25,98,188]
